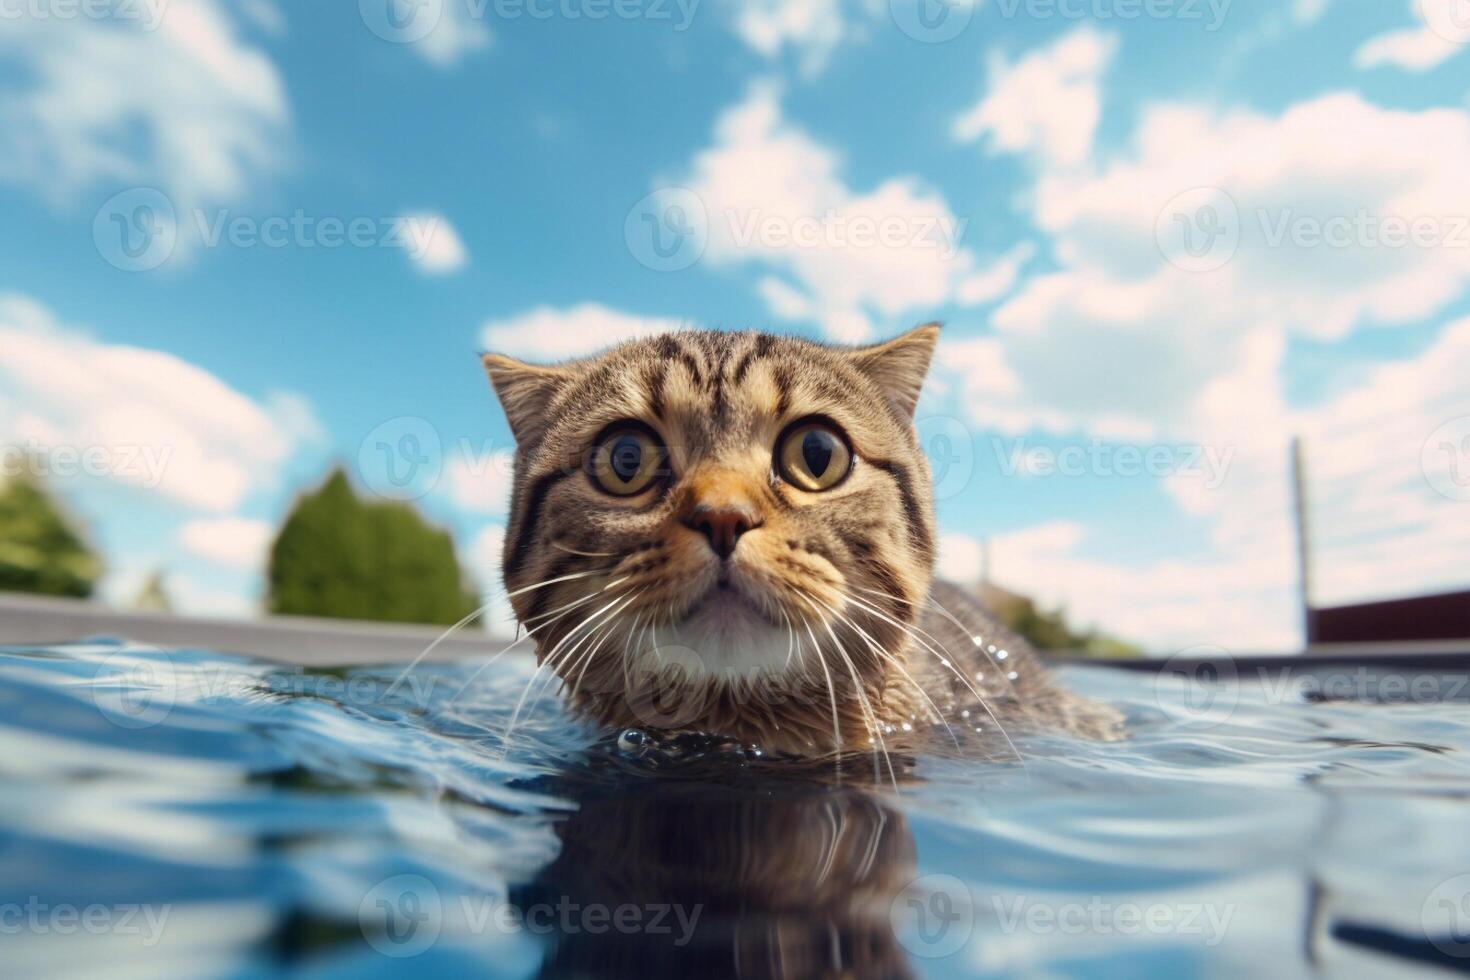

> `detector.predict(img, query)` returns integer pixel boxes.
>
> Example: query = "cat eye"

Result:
[588,424,666,496]
[776,419,852,492]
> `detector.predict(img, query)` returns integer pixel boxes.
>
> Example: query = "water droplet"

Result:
[1007,671,1018,681]
[996,649,1009,661]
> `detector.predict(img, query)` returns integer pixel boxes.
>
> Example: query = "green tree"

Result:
[982,586,1140,657]
[267,468,478,625]
[0,474,101,598]
[132,570,173,613]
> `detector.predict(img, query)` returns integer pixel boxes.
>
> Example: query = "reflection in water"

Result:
[518,763,917,979]
[7,644,1470,978]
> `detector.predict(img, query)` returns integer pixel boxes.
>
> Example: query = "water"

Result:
[3,640,1470,978]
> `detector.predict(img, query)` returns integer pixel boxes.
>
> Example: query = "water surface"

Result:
[3,640,1469,978]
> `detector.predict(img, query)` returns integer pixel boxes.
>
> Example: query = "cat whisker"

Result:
[799,612,861,778]
[531,610,611,707]
[565,590,642,702]
[522,589,600,626]
[780,607,798,672]
[551,540,619,558]
[789,606,841,760]
[808,595,960,751]
[804,619,845,782]
[499,593,633,754]
[783,612,842,782]
[445,593,597,708]
[505,566,617,599]
[574,597,643,702]
[384,597,493,699]
[796,590,898,792]
[823,619,900,793]
[850,584,1018,688]
[841,592,1025,766]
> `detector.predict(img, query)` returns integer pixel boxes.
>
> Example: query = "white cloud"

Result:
[726,0,979,74]
[955,241,1035,306]
[468,523,518,634]
[943,524,1299,653]
[756,276,816,320]
[414,0,492,68]
[397,213,468,274]
[952,27,1118,169]
[179,517,274,569]
[469,523,505,577]
[0,0,288,215]
[1354,6,1465,73]
[935,78,1470,650]
[730,0,847,75]
[0,294,320,513]
[1294,0,1331,22]
[102,562,259,619]
[967,92,1470,438]
[1242,315,1470,608]
[445,449,515,514]
[937,335,1025,419]
[239,0,287,36]
[674,84,1027,341]
[946,284,1470,653]
[480,303,688,360]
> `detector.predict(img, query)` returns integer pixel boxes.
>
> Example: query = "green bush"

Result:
[267,468,478,626]
[0,475,101,598]
[982,586,1140,657]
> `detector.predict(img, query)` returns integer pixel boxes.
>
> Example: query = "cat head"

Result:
[482,326,939,748]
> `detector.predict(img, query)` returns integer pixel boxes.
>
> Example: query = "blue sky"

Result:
[3,0,1470,652]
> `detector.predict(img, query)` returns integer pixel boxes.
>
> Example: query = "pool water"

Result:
[3,640,1470,979]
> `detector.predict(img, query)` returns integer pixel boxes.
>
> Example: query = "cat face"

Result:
[483,326,939,739]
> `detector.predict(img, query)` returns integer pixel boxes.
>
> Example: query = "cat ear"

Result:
[480,353,569,446]
[847,323,941,419]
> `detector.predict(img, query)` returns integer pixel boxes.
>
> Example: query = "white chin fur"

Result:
[632,598,799,684]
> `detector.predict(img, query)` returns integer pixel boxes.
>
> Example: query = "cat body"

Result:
[483,326,1121,756]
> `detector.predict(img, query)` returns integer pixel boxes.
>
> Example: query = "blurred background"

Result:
[3,0,1469,657]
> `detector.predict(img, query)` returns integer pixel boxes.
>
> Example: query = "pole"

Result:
[1290,436,1314,644]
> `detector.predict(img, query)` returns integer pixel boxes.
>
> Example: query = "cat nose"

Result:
[685,503,760,560]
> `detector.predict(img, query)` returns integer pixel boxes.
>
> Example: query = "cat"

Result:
[482,324,1123,758]
[518,772,919,978]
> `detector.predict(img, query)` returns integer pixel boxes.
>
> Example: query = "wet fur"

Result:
[483,327,1122,756]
